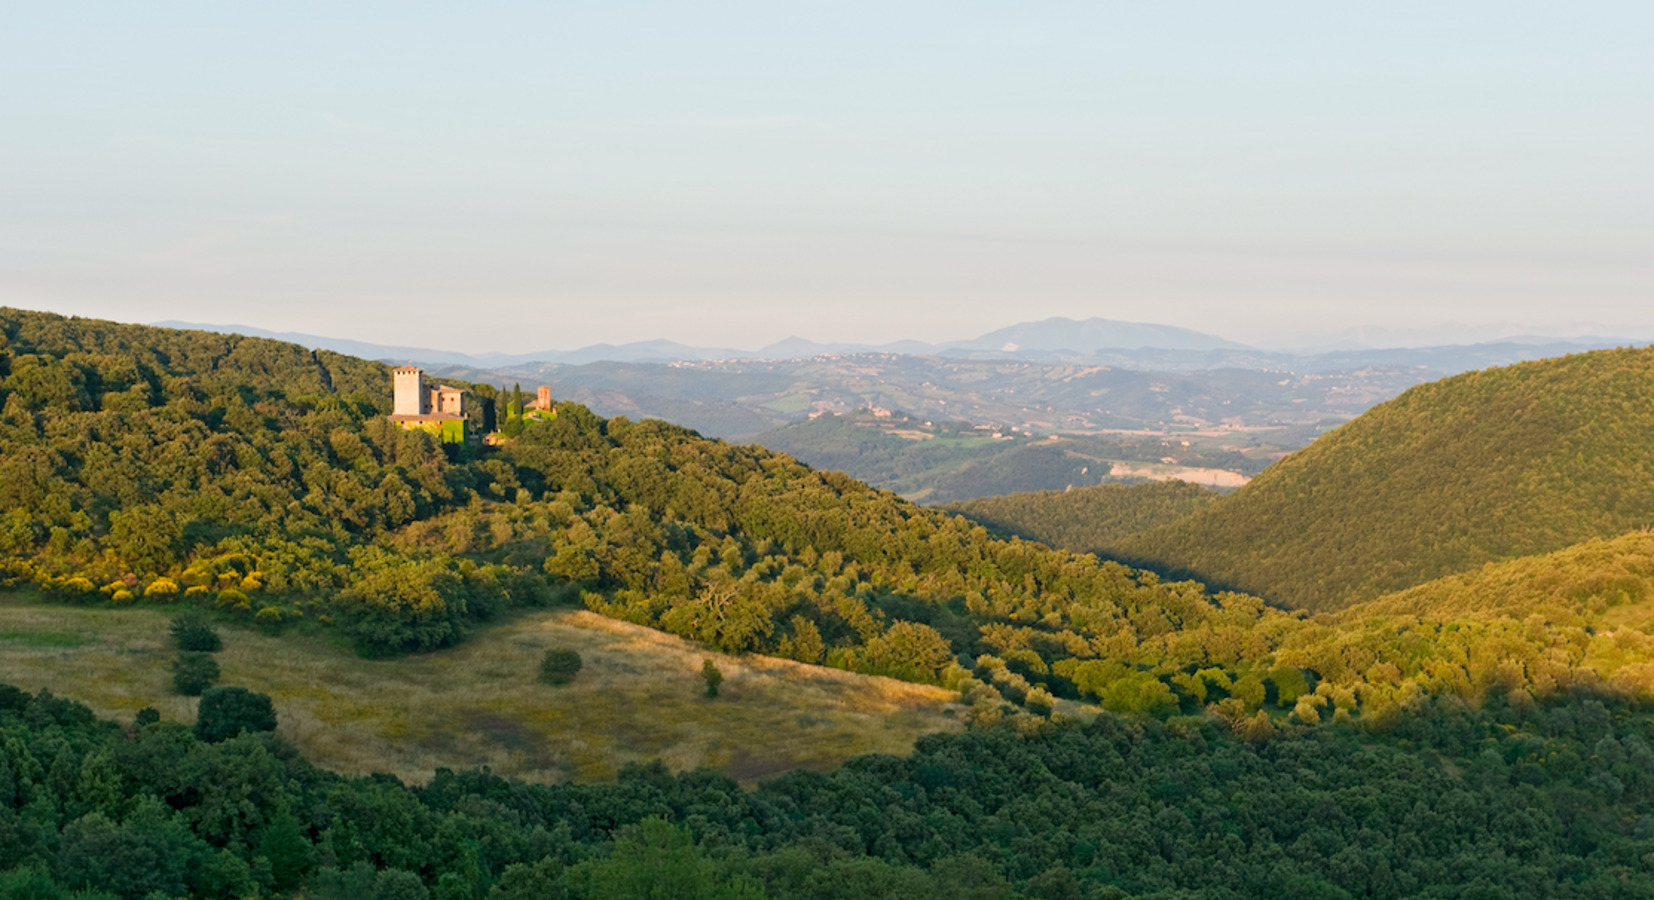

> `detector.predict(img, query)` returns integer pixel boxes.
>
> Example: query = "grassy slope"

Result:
[946,481,1220,557]
[1119,347,1654,611]
[0,598,959,786]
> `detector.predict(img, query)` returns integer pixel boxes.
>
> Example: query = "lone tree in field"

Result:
[538,648,584,685]
[169,613,222,652]
[701,659,723,698]
[171,650,220,696]
[194,686,277,742]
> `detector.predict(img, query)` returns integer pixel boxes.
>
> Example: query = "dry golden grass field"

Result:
[0,599,963,785]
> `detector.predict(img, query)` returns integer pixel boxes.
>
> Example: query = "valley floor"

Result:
[0,599,962,785]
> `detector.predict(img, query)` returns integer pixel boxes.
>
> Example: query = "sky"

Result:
[2,2,1651,353]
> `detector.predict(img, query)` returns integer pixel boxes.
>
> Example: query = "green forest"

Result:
[3,683,1653,899]
[1116,347,1654,611]
[948,482,1221,559]
[7,310,1654,896]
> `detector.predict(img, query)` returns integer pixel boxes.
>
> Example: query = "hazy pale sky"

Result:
[2,2,1650,352]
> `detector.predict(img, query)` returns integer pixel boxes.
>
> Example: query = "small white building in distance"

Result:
[389,366,471,442]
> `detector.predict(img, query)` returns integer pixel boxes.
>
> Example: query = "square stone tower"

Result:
[393,366,427,416]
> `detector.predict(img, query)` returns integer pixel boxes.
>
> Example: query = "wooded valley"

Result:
[5,309,1654,898]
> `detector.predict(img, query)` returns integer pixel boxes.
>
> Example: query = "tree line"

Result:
[3,682,1652,899]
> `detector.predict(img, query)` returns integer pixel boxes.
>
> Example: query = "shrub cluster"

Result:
[537,648,583,686]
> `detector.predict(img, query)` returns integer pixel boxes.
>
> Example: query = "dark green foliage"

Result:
[372,869,429,900]
[948,480,1220,557]
[538,648,583,686]
[193,686,276,742]
[169,651,219,696]
[701,660,722,698]
[1121,347,1654,610]
[584,818,763,899]
[5,683,1654,899]
[259,813,317,891]
[168,613,221,653]
[0,865,67,900]
[134,707,159,727]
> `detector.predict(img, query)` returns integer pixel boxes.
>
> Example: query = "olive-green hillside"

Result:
[1347,531,1654,629]
[946,481,1220,558]
[1118,346,1654,611]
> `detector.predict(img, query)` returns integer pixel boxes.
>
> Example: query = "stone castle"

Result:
[389,366,469,425]
[387,367,552,444]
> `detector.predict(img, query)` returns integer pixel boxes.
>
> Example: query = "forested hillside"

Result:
[1350,532,1654,625]
[4,683,1653,900]
[1119,347,1654,610]
[0,309,1274,699]
[8,310,1654,728]
[947,482,1220,557]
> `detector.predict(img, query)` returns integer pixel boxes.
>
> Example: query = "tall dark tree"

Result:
[193,686,277,742]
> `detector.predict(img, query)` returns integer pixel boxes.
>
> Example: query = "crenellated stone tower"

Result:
[389,365,471,444]
[393,366,426,416]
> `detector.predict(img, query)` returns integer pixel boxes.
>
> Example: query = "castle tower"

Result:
[536,385,551,410]
[393,367,427,416]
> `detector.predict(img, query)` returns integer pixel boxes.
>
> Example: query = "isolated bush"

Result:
[135,707,160,727]
[169,612,222,652]
[701,659,723,698]
[538,648,583,685]
[171,651,220,696]
[194,686,277,742]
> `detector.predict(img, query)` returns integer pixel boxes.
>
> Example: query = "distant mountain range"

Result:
[151,316,1257,367]
[156,316,1647,374]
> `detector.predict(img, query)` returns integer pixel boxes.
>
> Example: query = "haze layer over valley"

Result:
[167,315,1651,502]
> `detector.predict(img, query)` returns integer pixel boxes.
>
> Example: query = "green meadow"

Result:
[0,598,961,785]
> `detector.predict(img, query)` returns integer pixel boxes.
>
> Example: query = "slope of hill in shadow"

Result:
[1119,347,1654,611]
[947,482,1222,556]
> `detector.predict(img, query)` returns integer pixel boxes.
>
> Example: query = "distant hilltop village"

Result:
[388,366,552,446]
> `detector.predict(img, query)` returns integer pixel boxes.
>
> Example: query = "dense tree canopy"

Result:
[1119,347,1654,610]
[2,684,1652,899]
[948,481,1220,559]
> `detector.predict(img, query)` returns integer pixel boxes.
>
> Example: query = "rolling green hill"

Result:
[9,309,1654,735]
[1118,346,1654,611]
[0,308,1283,702]
[947,481,1220,556]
